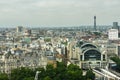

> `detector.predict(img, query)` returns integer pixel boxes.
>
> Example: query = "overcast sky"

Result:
[0,0,120,27]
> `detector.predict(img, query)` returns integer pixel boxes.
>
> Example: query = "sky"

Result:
[0,0,120,27]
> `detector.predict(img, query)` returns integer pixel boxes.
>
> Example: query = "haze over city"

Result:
[0,0,120,27]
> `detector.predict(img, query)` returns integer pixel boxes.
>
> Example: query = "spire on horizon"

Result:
[94,16,96,31]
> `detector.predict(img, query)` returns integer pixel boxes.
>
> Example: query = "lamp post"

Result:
[34,71,41,80]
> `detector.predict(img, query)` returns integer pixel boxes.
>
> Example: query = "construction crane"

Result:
[34,71,41,80]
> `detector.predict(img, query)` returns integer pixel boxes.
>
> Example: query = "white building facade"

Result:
[108,29,118,40]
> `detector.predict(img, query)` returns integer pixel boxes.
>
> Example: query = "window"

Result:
[103,55,105,61]
[80,55,82,61]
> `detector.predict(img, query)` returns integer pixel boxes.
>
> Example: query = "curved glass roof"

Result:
[83,48,101,61]
[80,43,97,49]
[83,48,101,54]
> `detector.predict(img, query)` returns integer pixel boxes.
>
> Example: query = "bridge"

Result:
[93,68,120,80]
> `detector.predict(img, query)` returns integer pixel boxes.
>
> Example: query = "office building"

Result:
[108,29,118,40]
[113,22,119,30]
[16,26,24,33]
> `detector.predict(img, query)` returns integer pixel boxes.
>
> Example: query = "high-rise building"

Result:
[113,22,119,30]
[94,16,96,30]
[16,26,24,33]
[112,22,120,38]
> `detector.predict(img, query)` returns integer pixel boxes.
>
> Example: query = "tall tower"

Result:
[94,16,96,30]
[113,22,119,30]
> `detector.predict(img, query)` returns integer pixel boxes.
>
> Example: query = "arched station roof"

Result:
[83,48,101,55]
[80,43,97,49]
[83,48,101,61]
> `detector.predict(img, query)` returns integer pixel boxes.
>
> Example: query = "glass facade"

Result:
[84,50,101,61]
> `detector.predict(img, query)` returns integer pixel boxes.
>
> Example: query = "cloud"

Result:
[0,0,120,26]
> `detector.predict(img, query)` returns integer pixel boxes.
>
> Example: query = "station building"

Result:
[68,41,107,69]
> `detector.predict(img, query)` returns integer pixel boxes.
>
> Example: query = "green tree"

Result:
[44,38,51,42]
[0,73,9,80]
[35,67,46,80]
[43,76,52,80]
[54,62,67,80]
[93,32,101,37]
[110,57,120,72]
[45,64,56,79]
[86,69,95,80]
[9,62,95,80]
[23,77,34,80]
[11,67,35,80]
[65,64,83,80]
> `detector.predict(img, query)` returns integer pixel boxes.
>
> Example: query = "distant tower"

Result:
[16,26,24,32]
[112,22,120,38]
[94,16,96,30]
[113,22,119,30]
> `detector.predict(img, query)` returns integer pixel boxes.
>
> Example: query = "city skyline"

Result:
[0,0,120,27]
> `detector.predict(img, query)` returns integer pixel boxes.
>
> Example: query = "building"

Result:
[79,43,107,69]
[107,43,117,55]
[68,41,107,69]
[113,22,119,30]
[94,16,97,31]
[117,44,120,57]
[16,26,24,33]
[108,29,118,40]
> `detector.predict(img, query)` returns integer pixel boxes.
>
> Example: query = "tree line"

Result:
[110,56,120,72]
[0,62,95,80]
